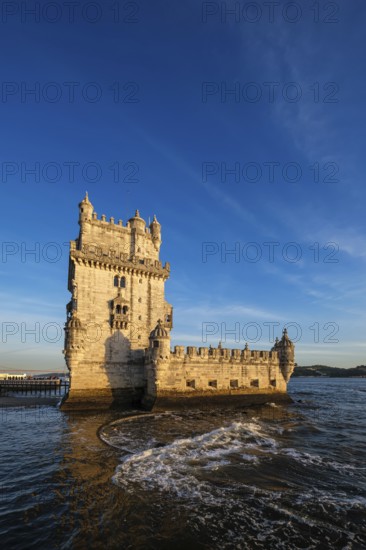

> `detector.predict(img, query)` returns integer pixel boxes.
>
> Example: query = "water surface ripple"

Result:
[1,378,365,549]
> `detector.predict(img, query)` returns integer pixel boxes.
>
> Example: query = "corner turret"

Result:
[128,209,146,234]
[78,192,93,224]
[148,319,170,360]
[63,311,85,370]
[273,328,295,382]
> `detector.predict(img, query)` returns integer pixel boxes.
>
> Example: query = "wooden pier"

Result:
[0,379,69,396]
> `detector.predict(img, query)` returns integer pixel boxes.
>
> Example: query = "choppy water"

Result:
[0,378,365,549]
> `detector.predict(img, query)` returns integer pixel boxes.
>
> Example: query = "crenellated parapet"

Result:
[77,194,163,258]
[86,212,155,233]
[171,344,279,363]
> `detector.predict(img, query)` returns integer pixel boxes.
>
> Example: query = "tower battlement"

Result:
[171,346,278,362]
[85,210,157,233]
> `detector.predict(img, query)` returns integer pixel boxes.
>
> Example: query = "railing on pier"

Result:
[0,380,69,396]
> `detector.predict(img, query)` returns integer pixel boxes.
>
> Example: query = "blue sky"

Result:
[1,0,365,371]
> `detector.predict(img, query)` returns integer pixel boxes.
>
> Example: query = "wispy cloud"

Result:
[176,303,286,322]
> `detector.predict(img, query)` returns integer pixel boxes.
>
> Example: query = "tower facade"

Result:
[62,194,172,409]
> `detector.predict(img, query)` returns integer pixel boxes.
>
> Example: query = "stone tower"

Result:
[62,194,172,409]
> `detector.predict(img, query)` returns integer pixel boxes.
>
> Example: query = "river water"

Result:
[0,377,365,549]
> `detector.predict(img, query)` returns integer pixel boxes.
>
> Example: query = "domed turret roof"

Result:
[279,328,293,347]
[128,209,146,224]
[271,330,293,352]
[67,312,83,330]
[79,192,92,207]
[149,319,169,339]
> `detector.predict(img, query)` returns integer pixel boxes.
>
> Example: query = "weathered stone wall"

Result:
[63,197,171,407]
[78,216,160,261]
[71,259,169,353]
[66,361,145,391]
[145,346,288,406]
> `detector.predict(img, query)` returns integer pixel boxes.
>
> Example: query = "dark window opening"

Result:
[153,340,159,348]
[114,276,119,287]
[250,379,259,388]
[208,380,217,388]
[120,277,126,288]
[186,379,195,388]
[270,379,277,387]
[116,305,121,314]
[230,379,238,388]
[122,306,128,315]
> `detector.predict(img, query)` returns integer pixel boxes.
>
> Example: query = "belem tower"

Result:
[61,194,295,410]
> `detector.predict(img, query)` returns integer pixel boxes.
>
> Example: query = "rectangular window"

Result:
[186,379,195,388]
[270,379,277,387]
[230,379,238,388]
[208,380,217,388]
[250,379,259,388]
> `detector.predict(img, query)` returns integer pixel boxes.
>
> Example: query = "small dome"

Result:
[128,210,146,230]
[79,192,92,207]
[129,210,145,222]
[149,319,169,339]
[68,313,83,330]
[279,328,293,347]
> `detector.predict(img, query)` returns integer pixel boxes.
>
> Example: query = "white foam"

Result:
[112,420,274,499]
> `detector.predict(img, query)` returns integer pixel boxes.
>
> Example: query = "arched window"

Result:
[120,277,126,288]
[122,306,128,315]
[116,305,121,314]
[114,276,119,287]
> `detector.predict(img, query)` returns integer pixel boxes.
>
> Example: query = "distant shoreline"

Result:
[293,365,366,378]
[292,375,366,378]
